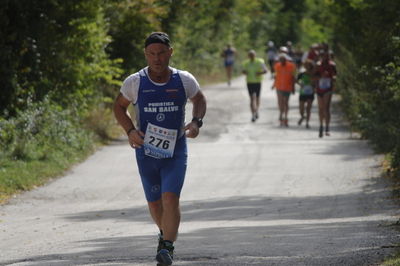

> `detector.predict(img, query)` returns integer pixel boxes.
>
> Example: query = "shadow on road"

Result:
[3,177,399,266]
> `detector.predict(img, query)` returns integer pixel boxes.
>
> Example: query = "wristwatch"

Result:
[191,117,203,128]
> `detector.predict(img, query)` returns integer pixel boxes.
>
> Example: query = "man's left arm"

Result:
[185,90,207,138]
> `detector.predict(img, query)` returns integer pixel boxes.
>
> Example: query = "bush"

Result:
[0,97,102,201]
[336,40,400,175]
[0,97,94,161]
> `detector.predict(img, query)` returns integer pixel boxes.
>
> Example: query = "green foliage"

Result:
[0,0,121,115]
[105,0,165,76]
[0,97,97,201]
[0,0,123,200]
[382,249,400,266]
[298,0,334,47]
[101,0,310,80]
[2,0,400,200]
[1,0,312,200]
[159,0,237,75]
[327,0,400,173]
[0,97,94,161]
[269,0,306,46]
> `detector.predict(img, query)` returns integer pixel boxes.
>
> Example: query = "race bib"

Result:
[302,85,313,95]
[319,78,332,90]
[143,123,177,159]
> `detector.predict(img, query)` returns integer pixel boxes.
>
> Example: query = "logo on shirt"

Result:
[156,113,165,122]
[143,89,156,93]
[166,88,179,99]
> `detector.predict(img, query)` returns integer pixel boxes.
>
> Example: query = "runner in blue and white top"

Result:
[120,66,199,158]
[221,44,236,86]
[114,32,206,266]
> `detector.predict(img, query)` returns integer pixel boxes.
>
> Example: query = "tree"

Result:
[0,0,119,115]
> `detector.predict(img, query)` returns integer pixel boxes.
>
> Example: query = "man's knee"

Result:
[162,192,179,209]
[148,199,162,211]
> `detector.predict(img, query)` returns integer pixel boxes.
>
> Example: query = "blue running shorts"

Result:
[135,137,187,202]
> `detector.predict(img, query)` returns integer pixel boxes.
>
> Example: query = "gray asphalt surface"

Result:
[1,75,400,266]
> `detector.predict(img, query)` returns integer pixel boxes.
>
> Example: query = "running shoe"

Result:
[156,240,174,265]
[251,114,256,122]
[325,131,331,136]
[306,123,310,129]
[319,125,323,138]
[298,117,304,125]
[284,119,289,127]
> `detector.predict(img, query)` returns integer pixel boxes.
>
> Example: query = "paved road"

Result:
[1,75,399,266]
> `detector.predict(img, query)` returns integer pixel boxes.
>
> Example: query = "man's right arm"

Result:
[113,93,144,148]
[113,93,134,133]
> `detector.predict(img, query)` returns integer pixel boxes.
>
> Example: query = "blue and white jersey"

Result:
[120,67,200,139]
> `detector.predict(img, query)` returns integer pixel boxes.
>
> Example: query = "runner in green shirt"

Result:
[296,60,316,129]
[242,50,268,122]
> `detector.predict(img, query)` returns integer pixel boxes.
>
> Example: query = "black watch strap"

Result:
[191,117,203,128]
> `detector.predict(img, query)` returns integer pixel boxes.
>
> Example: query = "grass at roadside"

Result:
[0,99,123,205]
[381,170,400,266]
[383,253,400,266]
[0,148,95,204]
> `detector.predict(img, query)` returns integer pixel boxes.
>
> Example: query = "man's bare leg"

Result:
[161,192,180,242]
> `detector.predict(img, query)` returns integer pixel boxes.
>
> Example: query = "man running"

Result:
[265,41,277,78]
[272,53,296,126]
[113,32,207,265]
[242,50,268,122]
[315,50,337,137]
[221,44,236,86]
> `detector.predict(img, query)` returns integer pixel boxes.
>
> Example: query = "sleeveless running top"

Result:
[120,67,199,138]
[224,48,235,64]
[136,70,187,139]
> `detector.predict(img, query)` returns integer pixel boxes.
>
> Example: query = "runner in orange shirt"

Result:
[272,53,296,126]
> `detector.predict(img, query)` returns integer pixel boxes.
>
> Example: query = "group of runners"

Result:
[223,41,337,138]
